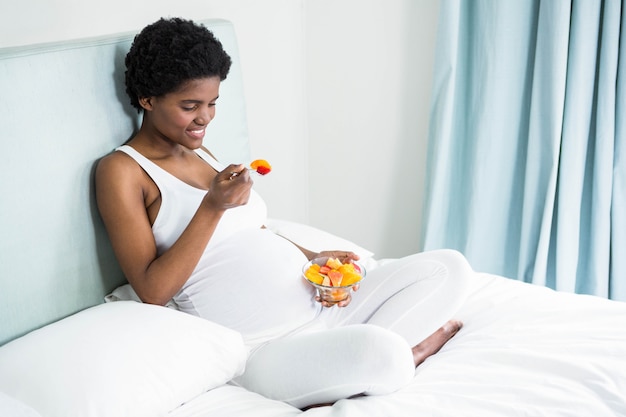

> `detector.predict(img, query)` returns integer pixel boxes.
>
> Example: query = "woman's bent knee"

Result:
[234,324,415,406]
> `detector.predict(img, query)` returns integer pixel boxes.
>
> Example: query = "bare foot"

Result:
[412,319,462,367]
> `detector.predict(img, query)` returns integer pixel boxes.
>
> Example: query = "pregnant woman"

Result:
[95,17,469,409]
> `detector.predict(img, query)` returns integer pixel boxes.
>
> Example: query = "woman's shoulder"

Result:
[97,148,139,176]
[95,147,150,193]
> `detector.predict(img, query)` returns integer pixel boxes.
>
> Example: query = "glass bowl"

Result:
[302,257,366,305]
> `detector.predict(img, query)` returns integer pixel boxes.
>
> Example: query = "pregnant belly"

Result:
[175,228,319,342]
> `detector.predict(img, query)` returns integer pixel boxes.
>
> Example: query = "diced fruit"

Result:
[330,289,346,301]
[327,270,343,287]
[319,265,331,275]
[325,257,343,270]
[338,264,356,275]
[250,159,272,175]
[303,258,362,288]
[304,269,325,285]
[341,271,361,286]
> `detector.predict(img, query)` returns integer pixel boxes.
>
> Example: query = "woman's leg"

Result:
[235,250,471,409]
[325,249,471,346]
[234,324,415,409]
[411,319,463,366]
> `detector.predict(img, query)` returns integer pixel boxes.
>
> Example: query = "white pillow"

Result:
[265,218,375,259]
[0,301,248,417]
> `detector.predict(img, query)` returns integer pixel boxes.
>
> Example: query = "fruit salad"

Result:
[304,257,362,288]
[250,159,272,175]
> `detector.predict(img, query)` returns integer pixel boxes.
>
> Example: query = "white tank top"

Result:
[116,145,267,253]
[116,145,320,346]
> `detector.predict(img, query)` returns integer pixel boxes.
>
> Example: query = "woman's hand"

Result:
[315,288,359,308]
[312,250,360,308]
[204,164,253,210]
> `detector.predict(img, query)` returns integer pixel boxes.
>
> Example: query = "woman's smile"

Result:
[186,127,206,140]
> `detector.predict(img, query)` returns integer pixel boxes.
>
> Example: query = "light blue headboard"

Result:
[0,19,250,345]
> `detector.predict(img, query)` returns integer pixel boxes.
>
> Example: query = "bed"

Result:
[1,19,625,417]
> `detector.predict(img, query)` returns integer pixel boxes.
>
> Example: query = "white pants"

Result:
[235,249,472,408]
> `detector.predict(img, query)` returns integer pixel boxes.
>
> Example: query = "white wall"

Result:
[305,0,440,257]
[0,0,440,258]
[0,0,310,226]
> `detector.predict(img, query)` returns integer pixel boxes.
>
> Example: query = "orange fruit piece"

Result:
[327,270,343,287]
[330,289,347,301]
[305,268,325,285]
[325,257,343,270]
[341,271,361,286]
[250,159,272,175]
[338,263,355,275]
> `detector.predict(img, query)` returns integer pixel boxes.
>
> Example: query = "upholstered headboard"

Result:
[0,19,250,345]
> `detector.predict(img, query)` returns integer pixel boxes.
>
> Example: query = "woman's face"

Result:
[141,76,221,149]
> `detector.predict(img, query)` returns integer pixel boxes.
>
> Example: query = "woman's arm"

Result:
[95,153,252,305]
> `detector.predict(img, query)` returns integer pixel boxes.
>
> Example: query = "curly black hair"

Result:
[125,17,232,111]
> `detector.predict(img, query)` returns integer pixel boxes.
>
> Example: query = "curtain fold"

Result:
[422,0,625,300]
[611,0,626,298]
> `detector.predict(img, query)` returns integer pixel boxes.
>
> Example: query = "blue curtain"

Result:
[422,0,625,300]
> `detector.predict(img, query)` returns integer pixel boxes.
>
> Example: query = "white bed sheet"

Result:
[169,271,626,417]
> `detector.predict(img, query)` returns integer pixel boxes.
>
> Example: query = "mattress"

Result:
[169,271,626,416]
